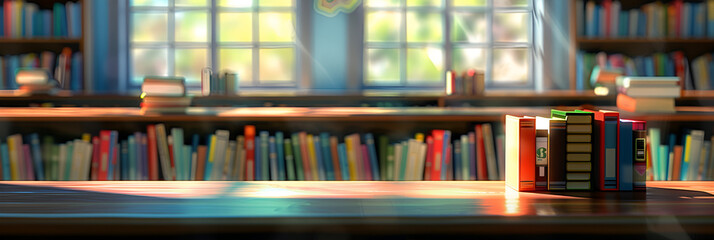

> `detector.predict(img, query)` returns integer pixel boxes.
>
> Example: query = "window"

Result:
[364,0,533,88]
[129,0,297,88]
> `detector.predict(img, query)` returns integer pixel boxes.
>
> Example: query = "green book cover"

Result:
[284,138,296,181]
[387,145,395,181]
[378,135,389,181]
[291,133,304,181]
[400,142,408,181]
[260,132,269,180]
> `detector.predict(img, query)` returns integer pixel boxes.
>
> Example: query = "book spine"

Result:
[476,125,487,180]
[345,135,356,181]
[276,132,285,181]
[1,143,10,181]
[205,134,216,181]
[291,133,304,181]
[196,145,207,181]
[365,134,380,181]
[284,138,295,181]
[299,132,311,180]
[29,134,43,181]
[431,130,444,181]
[330,136,342,181]
[548,120,567,190]
[634,128,648,190]
[424,136,434,181]
[535,129,548,190]
[307,134,319,180]
[619,120,634,191]
[269,136,278,181]
[244,126,255,181]
[313,135,325,180]
[320,133,333,181]
[260,131,269,181]
[338,143,349,180]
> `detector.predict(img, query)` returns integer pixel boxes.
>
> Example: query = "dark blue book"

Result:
[275,132,285,181]
[593,5,600,37]
[364,133,380,181]
[441,131,451,181]
[319,133,333,180]
[191,134,199,180]
[618,11,628,38]
[0,6,4,37]
[314,135,325,180]
[1,143,10,181]
[637,11,646,37]
[269,136,277,180]
[71,52,82,91]
[453,140,462,181]
[338,143,349,180]
[255,133,262,180]
[28,134,44,181]
[619,120,633,191]
[8,55,20,89]
[107,131,118,181]
[121,140,129,181]
[42,10,51,37]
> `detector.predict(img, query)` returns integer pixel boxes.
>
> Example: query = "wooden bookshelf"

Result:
[0,181,713,237]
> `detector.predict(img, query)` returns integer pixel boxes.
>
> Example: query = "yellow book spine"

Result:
[307,135,319,180]
[415,133,424,142]
[82,133,91,142]
[683,135,692,180]
[345,137,356,181]
[7,136,17,181]
[208,135,217,164]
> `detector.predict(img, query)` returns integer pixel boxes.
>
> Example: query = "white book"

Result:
[83,141,94,181]
[406,139,420,180]
[71,139,84,180]
[211,130,230,180]
[394,143,403,181]
[225,141,236,180]
[415,142,427,181]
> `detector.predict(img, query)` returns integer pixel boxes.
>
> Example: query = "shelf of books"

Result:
[570,0,714,93]
[0,106,713,182]
[0,0,85,92]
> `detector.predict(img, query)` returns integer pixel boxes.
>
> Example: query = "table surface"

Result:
[1,181,714,236]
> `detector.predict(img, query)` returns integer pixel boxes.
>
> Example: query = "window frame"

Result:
[362,0,536,90]
[127,0,300,91]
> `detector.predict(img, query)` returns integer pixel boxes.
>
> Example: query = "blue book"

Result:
[314,135,325,180]
[120,140,128,180]
[8,55,19,90]
[576,51,584,91]
[453,140,462,181]
[191,134,199,180]
[692,3,700,37]
[128,135,136,180]
[42,10,51,37]
[441,131,451,181]
[107,131,118,180]
[204,134,213,181]
[619,11,629,38]
[637,11,646,37]
[338,143,349,180]
[71,52,82,91]
[72,2,82,37]
[665,57,674,77]
[141,133,148,180]
[254,133,261,180]
[319,133,333,180]
[1,143,10,181]
[364,134,380,181]
[593,5,600,37]
[680,130,691,180]
[619,120,633,191]
[28,134,44,181]
[603,118,618,189]
[275,132,285,181]
[260,131,269,181]
[133,133,142,180]
[0,6,3,37]
[269,136,278,180]
[644,57,655,77]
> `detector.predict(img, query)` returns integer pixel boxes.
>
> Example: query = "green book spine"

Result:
[400,142,408,181]
[284,138,295,181]
[378,135,389,181]
[291,133,304,181]
[42,136,54,180]
[387,145,395,181]
[460,135,469,181]
[260,132,269,181]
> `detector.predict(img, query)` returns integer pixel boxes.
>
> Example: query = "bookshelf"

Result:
[569,0,714,92]
[0,0,85,91]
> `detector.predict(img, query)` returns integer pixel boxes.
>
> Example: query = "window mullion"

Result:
[211,0,218,74]
[443,0,451,86]
[168,0,175,76]
[252,0,260,86]
[400,0,407,86]
[486,0,494,88]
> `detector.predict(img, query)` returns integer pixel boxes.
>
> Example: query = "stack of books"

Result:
[0,124,505,181]
[140,77,191,114]
[648,128,714,181]
[506,109,647,192]
[616,76,680,113]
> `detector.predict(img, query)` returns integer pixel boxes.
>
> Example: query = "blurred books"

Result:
[141,76,191,114]
[616,76,679,113]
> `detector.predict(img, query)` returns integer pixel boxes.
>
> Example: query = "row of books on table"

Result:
[1,0,82,38]
[0,49,82,90]
[506,109,647,192]
[648,128,714,181]
[577,0,714,38]
[0,123,504,181]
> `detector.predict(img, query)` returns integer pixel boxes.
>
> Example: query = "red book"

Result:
[430,130,445,181]
[196,146,207,181]
[113,143,119,180]
[330,137,342,181]
[424,136,434,181]
[603,0,612,37]
[672,51,685,86]
[298,132,311,180]
[361,144,372,180]
[505,115,536,191]
[91,136,100,181]
[146,125,159,181]
[167,136,175,181]
[632,120,647,191]
[244,125,255,181]
[4,1,11,37]
[98,130,112,181]
[475,124,488,180]
[584,110,620,191]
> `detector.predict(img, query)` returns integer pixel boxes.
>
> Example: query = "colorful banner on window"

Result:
[315,0,361,17]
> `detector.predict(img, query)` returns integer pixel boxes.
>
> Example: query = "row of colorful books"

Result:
[648,128,714,181]
[0,124,505,181]
[1,0,81,38]
[0,49,82,90]
[576,51,714,91]
[507,109,647,192]
[577,0,714,38]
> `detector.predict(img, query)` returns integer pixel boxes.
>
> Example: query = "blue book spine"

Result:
[107,131,118,180]
[453,140,462,181]
[338,143,349,180]
[128,135,136,181]
[593,5,600,37]
[365,133,380,181]
[693,3,700,37]
[0,6,3,37]
[441,131,451,181]
[604,119,618,189]
[319,133,333,180]
[665,57,674,77]
[120,141,128,180]
[43,11,51,37]
[254,133,262,180]
[576,51,584,91]
[1,144,10,181]
[314,135,325,180]
[619,11,628,38]
[191,134,199,180]
[133,133,142,180]
[260,131,269,181]
[73,2,82,37]
[71,52,82,91]
[269,136,277,181]
[204,135,213,181]
[275,132,285,181]
[29,134,44,181]
[9,55,19,89]
[637,11,646,37]
[619,121,633,191]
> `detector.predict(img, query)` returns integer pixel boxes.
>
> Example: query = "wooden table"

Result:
[1,181,713,238]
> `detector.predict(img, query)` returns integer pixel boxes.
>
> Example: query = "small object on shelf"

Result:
[201,67,212,97]
[616,76,679,113]
[590,66,622,96]
[446,69,485,96]
[15,68,59,95]
[141,76,191,114]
